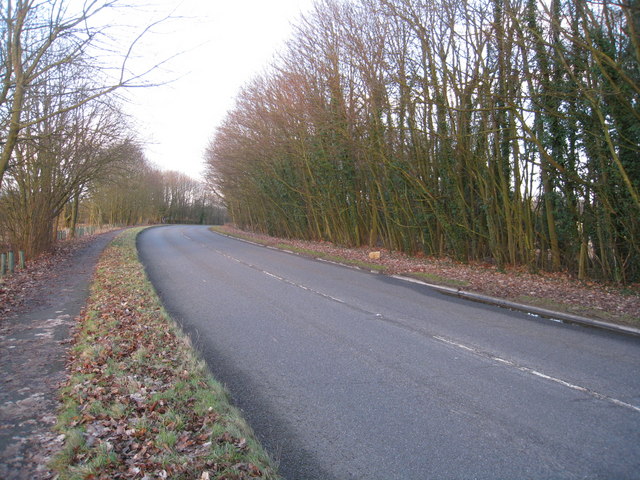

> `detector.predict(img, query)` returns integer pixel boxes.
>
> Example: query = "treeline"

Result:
[0,121,224,257]
[85,165,226,228]
[1,126,225,257]
[0,2,224,258]
[207,0,640,283]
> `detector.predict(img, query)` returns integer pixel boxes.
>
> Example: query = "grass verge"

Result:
[51,227,280,480]
[274,243,386,272]
[210,226,267,246]
[209,226,384,272]
[513,295,639,325]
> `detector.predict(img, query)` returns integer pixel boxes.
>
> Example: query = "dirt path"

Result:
[0,231,120,480]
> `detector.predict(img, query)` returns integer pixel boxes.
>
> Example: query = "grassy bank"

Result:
[52,228,280,479]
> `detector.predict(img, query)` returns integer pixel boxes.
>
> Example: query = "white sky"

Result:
[115,0,315,179]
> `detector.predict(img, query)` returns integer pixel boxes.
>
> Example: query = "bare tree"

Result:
[206,0,640,283]
[0,0,167,187]
[0,85,137,256]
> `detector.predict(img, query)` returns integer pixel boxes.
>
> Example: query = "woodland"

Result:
[1,0,638,285]
[0,1,223,259]
[207,0,640,284]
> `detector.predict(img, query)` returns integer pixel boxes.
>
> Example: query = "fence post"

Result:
[19,250,25,269]
[1,253,6,276]
[8,251,14,274]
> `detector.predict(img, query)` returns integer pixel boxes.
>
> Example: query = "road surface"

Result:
[137,225,640,480]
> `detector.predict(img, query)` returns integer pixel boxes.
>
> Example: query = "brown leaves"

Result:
[54,230,279,479]
[216,432,248,452]
[0,235,96,320]
[220,225,640,323]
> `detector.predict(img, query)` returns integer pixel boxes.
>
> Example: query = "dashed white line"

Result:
[198,232,640,414]
[211,247,347,305]
[434,335,640,414]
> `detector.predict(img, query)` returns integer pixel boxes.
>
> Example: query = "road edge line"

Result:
[393,275,640,338]
[210,228,640,338]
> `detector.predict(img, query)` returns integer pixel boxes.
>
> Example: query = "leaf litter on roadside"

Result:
[0,236,99,320]
[215,225,640,325]
[52,228,280,480]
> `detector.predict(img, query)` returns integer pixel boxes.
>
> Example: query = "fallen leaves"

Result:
[218,225,640,324]
[53,228,279,479]
[0,236,97,320]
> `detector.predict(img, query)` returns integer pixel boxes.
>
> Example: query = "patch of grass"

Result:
[56,403,81,429]
[274,243,318,255]
[156,429,178,449]
[107,400,128,420]
[52,227,281,479]
[329,255,386,272]
[86,400,107,417]
[49,429,86,473]
[86,442,119,471]
[210,225,271,246]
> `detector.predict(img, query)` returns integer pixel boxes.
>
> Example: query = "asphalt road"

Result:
[137,225,640,480]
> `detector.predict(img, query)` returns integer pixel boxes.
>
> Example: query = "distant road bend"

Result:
[138,225,640,480]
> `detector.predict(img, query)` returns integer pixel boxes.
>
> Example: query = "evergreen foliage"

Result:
[207,0,640,283]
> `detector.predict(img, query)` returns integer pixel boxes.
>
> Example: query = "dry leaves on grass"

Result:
[218,225,640,324]
[53,229,278,480]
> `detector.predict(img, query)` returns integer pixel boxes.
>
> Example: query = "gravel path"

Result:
[0,231,119,480]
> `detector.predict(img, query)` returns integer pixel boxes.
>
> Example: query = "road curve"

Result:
[137,225,640,480]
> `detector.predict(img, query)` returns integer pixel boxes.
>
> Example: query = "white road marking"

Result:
[434,336,640,414]
[204,232,640,414]
[211,247,347,305]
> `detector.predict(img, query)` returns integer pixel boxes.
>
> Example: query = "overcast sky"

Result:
[117,0,315,179]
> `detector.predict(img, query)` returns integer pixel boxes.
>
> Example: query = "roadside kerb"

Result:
[211,229,640,338]
[393,275,640,338]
